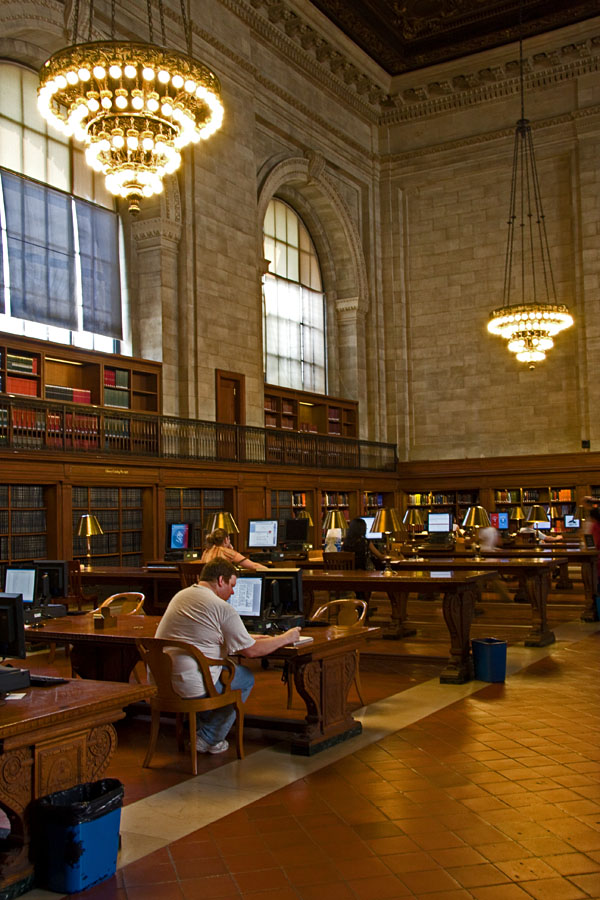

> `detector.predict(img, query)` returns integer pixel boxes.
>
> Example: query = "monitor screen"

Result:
[428,512,453,533]
[0,594,26,659]
[533,520,551,530]
[361,516,382,540]
[564,515,580,529]
[283,518,309,543]
[33,560,68,599]
[490,512,510,531]
[229,575,263,618]
[4,569,36,605]
[169,523,190,550]
[261,569,303,619]
[248,520,278,549]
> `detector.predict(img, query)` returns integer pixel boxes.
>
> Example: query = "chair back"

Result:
[310,597,367,633]
[96,592,145,615]
[323,551,355,570]
[68,559,82,596]
[178,562,204,588]
[136,637,230,705]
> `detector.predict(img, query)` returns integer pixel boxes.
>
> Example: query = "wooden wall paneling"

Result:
[142,486,158,563]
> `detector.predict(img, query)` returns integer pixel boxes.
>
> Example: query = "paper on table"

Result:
[292,636,314,647]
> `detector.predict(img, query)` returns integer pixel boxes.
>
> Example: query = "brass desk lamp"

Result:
[372,507,403,575]
[77,514,104,569]
[526,504,549,543]
[461,506,490,560]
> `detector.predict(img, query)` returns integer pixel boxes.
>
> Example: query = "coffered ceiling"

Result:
[309,1,600,75]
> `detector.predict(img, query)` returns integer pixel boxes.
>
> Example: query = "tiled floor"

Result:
[23,601,600,899]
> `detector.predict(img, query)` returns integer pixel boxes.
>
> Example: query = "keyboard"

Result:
[28,674,69,686]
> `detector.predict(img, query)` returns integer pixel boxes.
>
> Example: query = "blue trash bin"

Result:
[34,778,123,894]
[472,637,507,682]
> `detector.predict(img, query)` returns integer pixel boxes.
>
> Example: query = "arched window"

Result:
[263,199,326,392]
[0,62,129,354]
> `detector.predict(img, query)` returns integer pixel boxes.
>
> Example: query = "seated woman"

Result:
[200,528,269,571]
[341,517,387,569]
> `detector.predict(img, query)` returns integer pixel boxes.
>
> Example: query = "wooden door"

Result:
[215,370,245,460]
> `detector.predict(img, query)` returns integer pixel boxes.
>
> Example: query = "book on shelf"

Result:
[6,375,38,396]
[6,354,38,374]
[45,384,92,404]
[104,388,130,408]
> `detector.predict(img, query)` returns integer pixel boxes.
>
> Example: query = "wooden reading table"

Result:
[0,678,151,898]
[302,569,491,684]
[391,556,560,647]
[25,616,379,756]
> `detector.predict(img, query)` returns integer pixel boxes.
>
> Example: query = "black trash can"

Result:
[472,637,507,682]
[34,778,123,894]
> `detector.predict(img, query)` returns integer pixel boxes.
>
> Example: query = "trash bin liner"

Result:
[471,637,507,683]
[34,778,123,894]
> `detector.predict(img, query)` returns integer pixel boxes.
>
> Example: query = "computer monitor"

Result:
[361,516,382,540]
[247,520,278,549]
[229,574,264,620]
[4,569,36,605]
[564,515,580,529]
[282,518,309,544]
[427,512,453,533]
[533,520,551,530]
[168,523,190,551]
[490,512,510,531]
[33,560,68,599]
[0,593,26,659]
[261,569,303,619]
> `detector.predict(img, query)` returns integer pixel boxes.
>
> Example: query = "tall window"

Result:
[263,199,326,392]
[0,62,130,354]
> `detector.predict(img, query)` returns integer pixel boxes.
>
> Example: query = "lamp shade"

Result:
[509,505,526,521]
[403,508,424,527]
[205,511,239,534]
[372,507,403,535]
[77,513,103,537]
[462,506,490,529]
[323,509,348,532]
[526,505,549,525]
[296,510,314,526]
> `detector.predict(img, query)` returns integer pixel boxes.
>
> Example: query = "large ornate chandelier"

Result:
[38,0,223,213]
[487,26,572,368]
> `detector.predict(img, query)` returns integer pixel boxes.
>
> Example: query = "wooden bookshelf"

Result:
[405,490,479,526]
[0,484,48,565]
[264,384,358,437]
[165,488,231,553]
[72,486,145,567]
[0,333,161,414]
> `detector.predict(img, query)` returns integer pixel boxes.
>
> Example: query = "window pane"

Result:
[21,71,44,131]
[264,236,275,270]
[299,224,310,252]
[275,200,287,240]
[273,239,286,278]
[287,245,299,282]
[286,206,298,246]
[76,198,123,339]
[300,250,311,286]
[23,128,47,182]
[47,141,70,192]
[0,66,22,122]
[310,256,322,291]
[264,201,275,238]
[0,120,22,172]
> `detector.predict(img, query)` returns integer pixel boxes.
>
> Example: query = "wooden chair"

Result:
[323,551,355,570]
[286,597,367,710]
[177,562,204,588]
[93,592,145,615]
[135,637,245,774]
[66,560,98,611]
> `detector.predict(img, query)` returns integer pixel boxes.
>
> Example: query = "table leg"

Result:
[70,643,139,682]
[554,561,573,590]
[287,651,361,754]
[580,560,598,622]
[440,586,476,683]
[382,589,417,639]
[523,571,555,646]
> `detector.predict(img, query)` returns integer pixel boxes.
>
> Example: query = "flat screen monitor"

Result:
[229,574,263,619]
[0,593,26,659]
[169,523,190,551]
[247,520,278,549]
[564,515,580,529]
[4,569,36,605]
[33,560,68,599]
[533,520,551,530]
[283,518,309,543]
[427,512,453,533]
[261,569,303,619]
[361,516,382,540]
[490,512,510,531]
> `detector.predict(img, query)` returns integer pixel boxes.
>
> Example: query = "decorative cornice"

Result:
[131,216,182,247]
[219,0,387,118]
[382,103,600,167]
[381,36,600,124]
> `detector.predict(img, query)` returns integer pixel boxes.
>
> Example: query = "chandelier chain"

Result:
[159,0,167,47]
[146,0,154,44]
[88,0,94,42]
[111,0,116,40]
[72,0,81,45]
[180,0,192,58]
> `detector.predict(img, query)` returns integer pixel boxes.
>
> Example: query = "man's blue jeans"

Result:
[196,663,254,745]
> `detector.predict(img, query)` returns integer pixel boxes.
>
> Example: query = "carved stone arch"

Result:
[257,155,369,416]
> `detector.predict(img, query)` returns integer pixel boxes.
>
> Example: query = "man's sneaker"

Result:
[196,735,229,755]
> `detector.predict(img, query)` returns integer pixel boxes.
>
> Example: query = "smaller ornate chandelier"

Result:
[488,23,573,367]
[38,0,223,213]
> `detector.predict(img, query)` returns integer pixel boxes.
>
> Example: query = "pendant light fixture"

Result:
[38,0,224,213]
[487,5,573,367]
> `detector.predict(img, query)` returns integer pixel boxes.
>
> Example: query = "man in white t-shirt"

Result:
[155,558,301,755]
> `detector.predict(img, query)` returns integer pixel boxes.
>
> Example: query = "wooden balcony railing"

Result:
[0,397,397,471]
